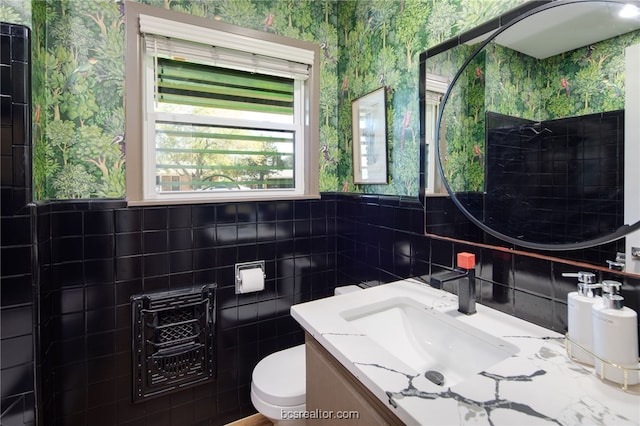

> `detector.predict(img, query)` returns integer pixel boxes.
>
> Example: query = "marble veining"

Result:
[388,370,560,425]
[291,279,640,425]
[357,358,560,424]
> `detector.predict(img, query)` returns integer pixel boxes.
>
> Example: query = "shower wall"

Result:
[485,110,624,244]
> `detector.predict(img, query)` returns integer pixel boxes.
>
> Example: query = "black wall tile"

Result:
[87,357,117,385]
[143,208,167,230]
[143,230,168,254]
[275,201,293,220]
[33,192,640,426]
[236,245,257,263]
[57,288,84,315]
[514,290,554,330]
[115,209,141,233]
[87,403,117,426]
[115,233,142,257]
[193,226,215,249]
[192,205,216,227]
[169,251,192,274]
[84,258,115,285]
[55,362,87,392]
[84,235,114,260]
[237,203,257,223]
[275,221,293,240]
[0,215,30,246]
[1,305,33,338]
[169,271,194,287]
[1,245,31,276]
[86,331,115,358]
[54,312,84,341]
[51,212,83,238]
[1,334,33,368]
[0,274,32,307]
[52,261,84,287]
[143,253,169,277]
[514,255,553,297]
[52,236,83,263]
[168,229,192,251]
[84,210,114,235]
[1,362,34,396]
[115,256,142,282]
[216,225,237,246]
[237,223,257,243]
[193,248,216,271]
[167,206,192,229]
[257,221,276,241]
[216,204,237,224]
[257,203,277,222]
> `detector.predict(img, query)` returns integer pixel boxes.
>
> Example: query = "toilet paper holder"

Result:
[235,260,266,294]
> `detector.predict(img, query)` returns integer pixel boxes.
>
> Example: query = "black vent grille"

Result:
[131,284,216,403]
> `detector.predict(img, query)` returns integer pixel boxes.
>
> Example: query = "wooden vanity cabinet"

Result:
[305,333,404,425]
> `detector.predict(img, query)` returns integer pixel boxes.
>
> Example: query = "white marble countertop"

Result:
[291,279,640,425]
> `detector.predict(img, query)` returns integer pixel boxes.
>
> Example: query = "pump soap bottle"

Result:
[563,272,600,365]
[592,280,639,385]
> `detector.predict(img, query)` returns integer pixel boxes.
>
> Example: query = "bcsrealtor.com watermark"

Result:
[281,409,360,420]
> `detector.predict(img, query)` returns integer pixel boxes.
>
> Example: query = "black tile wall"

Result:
[485,110,624,244]
[3,182,640,426]
[335,193,640,340]
[34,196,338,425]
[0,22,35,426]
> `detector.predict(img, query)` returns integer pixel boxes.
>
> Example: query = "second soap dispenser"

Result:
[564,271,600,365]
[592,280,639,385]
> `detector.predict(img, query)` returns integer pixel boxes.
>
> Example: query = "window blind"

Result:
[143,34,309,81]
[155,57,295,115]
[138,13,315,66]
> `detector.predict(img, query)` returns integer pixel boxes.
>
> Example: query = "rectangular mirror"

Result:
[352,87,388,184]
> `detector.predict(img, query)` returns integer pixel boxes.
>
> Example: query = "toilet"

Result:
[250,285,362,425]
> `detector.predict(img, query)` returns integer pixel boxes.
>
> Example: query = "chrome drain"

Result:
[425,370,445,386]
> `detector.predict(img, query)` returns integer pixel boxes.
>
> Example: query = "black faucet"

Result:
[430,266,477,315]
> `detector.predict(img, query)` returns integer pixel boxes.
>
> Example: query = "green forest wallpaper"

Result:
[437,25,640,193]
[2,0,528,200]
[486,31,639,121]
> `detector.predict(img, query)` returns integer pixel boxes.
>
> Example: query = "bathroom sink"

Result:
[340,297,519,387]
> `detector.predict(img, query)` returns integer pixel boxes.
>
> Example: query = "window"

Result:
[125,3,320,204]
[424,73,449,195]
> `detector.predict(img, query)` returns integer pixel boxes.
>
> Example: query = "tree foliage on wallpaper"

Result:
[10,0,525,199]
[435,47,486,192]
[335,0,523,196]
[0,0,31,25]
[487,31,639,121]
[30,0,125,199]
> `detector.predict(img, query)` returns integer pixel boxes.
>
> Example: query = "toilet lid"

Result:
[252,344,306,406]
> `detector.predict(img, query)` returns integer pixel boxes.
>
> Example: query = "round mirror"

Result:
[436,0,640,250]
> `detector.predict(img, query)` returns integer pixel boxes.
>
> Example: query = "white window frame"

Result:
[125,2,320,205]
[424,73,450,195]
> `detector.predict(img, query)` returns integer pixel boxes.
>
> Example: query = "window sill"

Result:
[126,193,321,206]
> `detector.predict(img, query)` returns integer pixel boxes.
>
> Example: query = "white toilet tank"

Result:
[334,285,362,295]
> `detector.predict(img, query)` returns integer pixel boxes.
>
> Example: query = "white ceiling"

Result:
[488,2,640,59]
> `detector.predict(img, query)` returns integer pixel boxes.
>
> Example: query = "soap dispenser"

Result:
[592,280,639,385]
[563,271,601,365]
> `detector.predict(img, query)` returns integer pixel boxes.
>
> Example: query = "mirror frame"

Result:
[424,0,640,251]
